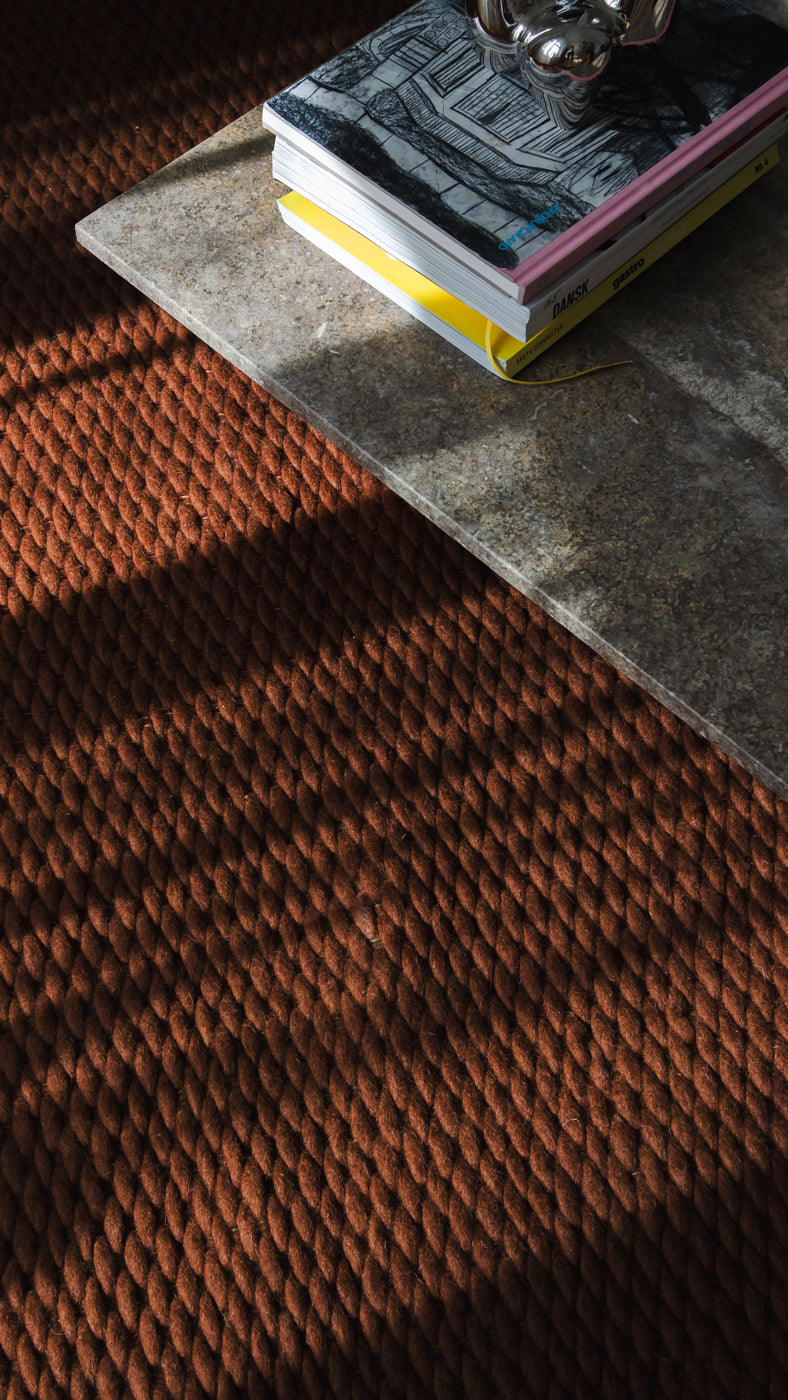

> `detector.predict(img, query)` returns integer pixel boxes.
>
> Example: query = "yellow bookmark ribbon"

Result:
[485,320,632,384]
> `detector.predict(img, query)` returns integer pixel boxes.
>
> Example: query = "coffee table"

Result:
[76,27,788,801]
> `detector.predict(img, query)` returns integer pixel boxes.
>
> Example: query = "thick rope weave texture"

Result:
[2,3,787,1397]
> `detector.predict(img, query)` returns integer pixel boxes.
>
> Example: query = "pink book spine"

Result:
[506,68,788,298]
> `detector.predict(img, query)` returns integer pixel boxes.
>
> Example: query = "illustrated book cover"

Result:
[263,0,788,303]
[272,107,788,339]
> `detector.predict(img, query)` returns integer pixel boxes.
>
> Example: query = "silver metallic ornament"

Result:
[466,0,679,127]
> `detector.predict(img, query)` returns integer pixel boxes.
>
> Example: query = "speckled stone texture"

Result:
[76,4,788,801]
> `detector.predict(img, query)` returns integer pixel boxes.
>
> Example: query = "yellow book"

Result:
[278,143,779,378]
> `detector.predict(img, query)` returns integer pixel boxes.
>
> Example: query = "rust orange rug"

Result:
[2,3,787,1397]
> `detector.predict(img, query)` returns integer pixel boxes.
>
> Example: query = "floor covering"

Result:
[2,2,787,1397]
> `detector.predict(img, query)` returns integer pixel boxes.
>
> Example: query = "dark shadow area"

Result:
[1,0,410,128]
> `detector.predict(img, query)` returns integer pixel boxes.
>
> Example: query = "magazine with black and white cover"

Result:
[272,108,788,339]
[263,0,788,304]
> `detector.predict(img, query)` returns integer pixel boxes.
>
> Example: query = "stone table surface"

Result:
[76,13,788,802]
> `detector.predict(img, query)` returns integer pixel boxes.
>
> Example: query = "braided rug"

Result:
[2,2,787,1397]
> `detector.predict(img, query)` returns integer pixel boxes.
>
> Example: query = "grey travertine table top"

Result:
[76,10,788,802]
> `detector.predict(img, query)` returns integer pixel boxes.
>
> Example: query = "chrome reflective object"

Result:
[466,0,679,127]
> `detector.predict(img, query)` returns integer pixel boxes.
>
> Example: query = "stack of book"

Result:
[263,0,788,378]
